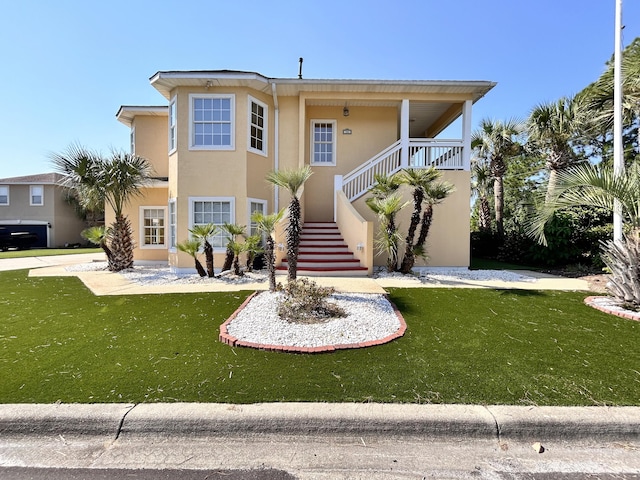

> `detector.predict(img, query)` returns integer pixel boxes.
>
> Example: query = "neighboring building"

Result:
[0,173,87,248]
[116,70,495,274]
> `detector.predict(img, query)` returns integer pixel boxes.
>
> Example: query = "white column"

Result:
[462,99,473,171]
[400,99,410,167]
[613,0,624,242]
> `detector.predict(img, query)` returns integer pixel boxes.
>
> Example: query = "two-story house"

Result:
[116,70,495,274]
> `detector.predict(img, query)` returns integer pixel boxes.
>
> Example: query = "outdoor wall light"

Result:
[343,105,349,117]
[277,243,284,251]
[356,242,364,251]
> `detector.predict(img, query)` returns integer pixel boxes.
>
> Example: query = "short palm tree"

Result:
[472,118,525,237]
[51,144,153,271]
[527,96,585,200]
[189,223,218,278]
[252,208,286,292]
[81,226,113,265]
[244,234,263,272]
[177,239,207,277]
[526,161,640,306]
[227,239,247,276]
[368,172,402,200]
[414,181,455,258]
[266,166,313,281]
[366,193,408,273]
[220,223,246,272]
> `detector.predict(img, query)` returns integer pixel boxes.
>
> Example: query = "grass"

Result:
[0,248,101,259]
[0,269,638,405]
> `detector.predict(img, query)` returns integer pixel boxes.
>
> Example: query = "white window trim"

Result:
[139,206,167,249]
[188,196,235,252]
[188,93,235,151]
[30,185,44,206]
[169,96,177,154]
[0,185,9,206]
[168,198,177,252]
[310,119,337,166]
[247,198,267,237]
[247,95,268,156]
[130,127,136,155]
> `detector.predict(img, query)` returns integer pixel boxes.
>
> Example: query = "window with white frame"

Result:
[0,186,8,205]
[130,127,136,155]
[247,199,267,237]
[189,197,234,248]
[168,199,176,250]
[311,120,336,165]
[189,94,235,150]
[30,185,44,206]
[169,97,177,153]
[248,97,267,155]
[140,207,166,248]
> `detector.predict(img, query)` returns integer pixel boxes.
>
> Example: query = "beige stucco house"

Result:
[116,70,495,275]
[0,173,87,248]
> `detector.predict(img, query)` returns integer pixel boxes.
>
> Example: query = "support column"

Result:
[462,99,473,171]
[400,99,410,168]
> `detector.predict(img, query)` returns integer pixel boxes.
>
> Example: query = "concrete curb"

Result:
[1,403,639,442]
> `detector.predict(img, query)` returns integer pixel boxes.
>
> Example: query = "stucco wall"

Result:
[133,115,169,177]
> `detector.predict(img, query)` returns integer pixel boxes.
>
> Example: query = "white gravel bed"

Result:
[375,267,537,283]
[227,292,400,348]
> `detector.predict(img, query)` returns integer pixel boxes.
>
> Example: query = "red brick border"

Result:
[219,292,407,353]
[584,296,640,322]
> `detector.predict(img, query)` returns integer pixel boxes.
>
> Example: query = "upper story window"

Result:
[168,199,176,250]
[189,197,235,249]
[248,96,267,155]
[0,186,8,205]
[311,120,336,166]
[169,97,177,153]
[189,94,235,150]
[140,207,166,248]
[130,127,136,155]
[30,185,44,206]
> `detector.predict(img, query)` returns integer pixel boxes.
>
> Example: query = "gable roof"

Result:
[0,172,66,185]
[116,105,168,127]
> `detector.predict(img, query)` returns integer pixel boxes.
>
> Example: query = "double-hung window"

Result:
[311,120,336,165]
[168,97,177,153]
[140,207,166,248]
[168,199,176,250]
[248,96,267,155]
[247,199,267,237]
[130,127,136,155]
[189,197,234,248]
[0,186,8,205]
[189,94,235,150]
[30,185,44,206]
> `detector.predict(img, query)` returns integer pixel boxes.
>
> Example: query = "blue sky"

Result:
[1,0,638,178]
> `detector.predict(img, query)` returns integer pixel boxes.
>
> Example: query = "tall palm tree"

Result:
[177,239,207,277]
[266,166,313,281]
[471,118,525,237]
[526,161,640,306]
[52,144,153,271]
[397,167,441,274]
[527,96,586,200]
[189,223,218,278]
[220,223,246,272]
[366,193,408,273]
[471,160,493,233]
[252,209,286,292]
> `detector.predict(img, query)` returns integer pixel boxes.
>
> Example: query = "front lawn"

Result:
[0,270,638,405]
[0,248,101,259]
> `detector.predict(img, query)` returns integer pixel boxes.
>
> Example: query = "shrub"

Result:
[277,278,346,324]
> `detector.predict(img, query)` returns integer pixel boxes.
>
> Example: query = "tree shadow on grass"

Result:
[497,288,547,297]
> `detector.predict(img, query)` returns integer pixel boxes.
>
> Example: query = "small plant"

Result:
[277,278,346,324]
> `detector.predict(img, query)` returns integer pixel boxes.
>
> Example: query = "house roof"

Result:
[116,105,168,127]
[0,172,66,185]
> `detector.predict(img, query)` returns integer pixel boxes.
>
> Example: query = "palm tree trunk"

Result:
[265,236,276,292]
[109,215,134,272]
[400,189,424,274]
[416,204,434,248]
[222,247,233,272]
[545,169,558,203]
[194,259,207,277]
[479,196,492,233]
[287,198,302,281]
[494,177,505,238]
[203,241,214,278]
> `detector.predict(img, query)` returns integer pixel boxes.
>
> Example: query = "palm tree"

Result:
[189,223,218,277]
[177,239,207,277]
[266,166,313,281]
[397,167,441,274]
[368,172,402,199]
[244,234,263,272]
[81,226,113,265]
[471,118,525,238]
[527,96,586,200]
[526,161,640,306]
[220,223,246,272]
[471,160,493,233]
[52,144,153,271]
[252,209,286,292]
[366,193,408,273]
[227,239,246,276]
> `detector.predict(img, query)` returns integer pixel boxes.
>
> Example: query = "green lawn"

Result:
[0,269,638,405]
[0,248,101,259]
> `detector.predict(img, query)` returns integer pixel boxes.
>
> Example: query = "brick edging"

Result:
[584,296,640,322]
[219,293,407,353]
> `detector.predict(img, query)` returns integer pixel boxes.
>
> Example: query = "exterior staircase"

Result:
[277,222,368,277]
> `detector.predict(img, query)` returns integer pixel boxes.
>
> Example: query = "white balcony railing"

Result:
[336,139,465,202]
